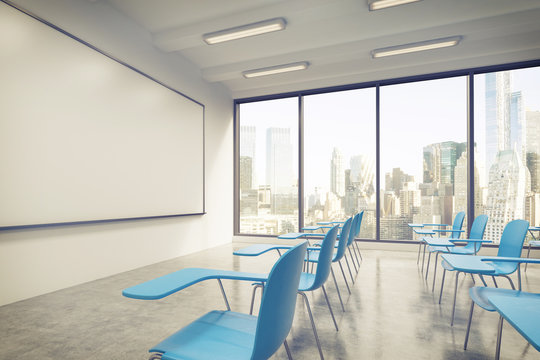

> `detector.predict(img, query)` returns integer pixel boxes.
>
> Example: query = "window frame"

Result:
[234,59,540,242]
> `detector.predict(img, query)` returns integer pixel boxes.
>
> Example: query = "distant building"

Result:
[266,127,293,194]
[330,148,345,197]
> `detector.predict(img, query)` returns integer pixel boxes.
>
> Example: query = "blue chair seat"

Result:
[151,310,256,360]
[298,272,316,291]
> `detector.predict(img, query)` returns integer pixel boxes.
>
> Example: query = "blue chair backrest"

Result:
[334,217,352,262]
[450,211,466,239]
[354,210,364,239]
[497,219,529,259]
[310,225,339,291]
[251,241,308,360]
[463,214,489,253]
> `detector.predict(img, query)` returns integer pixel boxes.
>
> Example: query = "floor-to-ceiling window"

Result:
[474,67,540,243]
[303,89,376,238]
[379,77,467,240]
[238,97,299,235]
[235,62,540,241]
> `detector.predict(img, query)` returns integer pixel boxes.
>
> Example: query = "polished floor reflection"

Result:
[0,243,539,359]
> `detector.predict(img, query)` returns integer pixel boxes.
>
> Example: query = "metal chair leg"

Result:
[451,271,460,326]
[500,275,515,290]
[217,279,231,311]
[464,300,475,350]
[338,260,351,294]
[351,242,361,268]
[432,252,439,292]
[425,251,432,281]
[479,274,488,287]
[439,268,446,304]
[354,241,363,261]
[495,315,504,360]
[321,285,338,331]
[249,284,263,315]
[344,253,355,284]
[417,240,422,264]
[299,292,325,360]
[525,243,532,272]
[421,243,427,272]
[284,339,293,360]
[348,247,359,273]
[492,276,498,288]
[470,273,476,284]
[330,266,345,312]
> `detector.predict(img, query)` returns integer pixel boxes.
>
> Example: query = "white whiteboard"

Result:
[0,2,205,229]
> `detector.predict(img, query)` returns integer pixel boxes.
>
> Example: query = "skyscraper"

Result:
[266,127,293,194]
[526,110,540,192]
[485,72,511,174]
[484,150,530,242]
[330,147,345,197]
[240,125,257,186]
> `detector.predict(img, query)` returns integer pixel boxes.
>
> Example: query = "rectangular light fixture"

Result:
[368,0,422,11]
[243,62,310,78]
[371,36,463,58]
[203,18,286,45]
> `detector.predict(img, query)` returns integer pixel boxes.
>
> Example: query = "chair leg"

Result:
[217,279,231,311]
[421,243,427,272]
[432,252,439,292]
[284,339,293,360]
[464,300,475,350]
[495,315,504,360]
[525,243,532,272]
[470,273,476,284]
[299,292,325,360]
[348,247,359,273]
[330,266,345,312]
[479,274,488,287]
[344,253,355,284]
[417,241,422,264]
[492,276,498,288]
[351,242,361,268]
[501,275,515,290]
[354,241,363,261]
[249,284,263,315]
[439,268,446,304]
[451,271,460,326]
[338,260,351,294]
[425,251,432,281]
[321,285,339,331]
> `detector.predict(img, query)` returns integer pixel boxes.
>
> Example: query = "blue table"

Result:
[123,268,269,311]
[487,294,540,359]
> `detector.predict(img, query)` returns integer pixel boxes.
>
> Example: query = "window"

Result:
[235,62,540,242]
[238,98,299,235]
[379,77,467,240]
[304,89,376,238]
[474,67,540,243]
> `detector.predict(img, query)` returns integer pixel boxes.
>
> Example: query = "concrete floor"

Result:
[0,242,539,360]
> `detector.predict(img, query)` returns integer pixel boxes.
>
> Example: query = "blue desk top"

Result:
[424,238,455,247]
[408,223,424,228]
[277,232,308,239]
[302,225,332,231]
[122,268,268,300]
[488,294,540,351]
[441,254,495,274]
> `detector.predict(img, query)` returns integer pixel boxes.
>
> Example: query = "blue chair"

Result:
[297,225,340,360]
[439,219,530,326]
[147,242,308,360]
[250,225,340,360]
[306,217,353,311]
[424,211,465,281]
[427,214,488,291]
[464,286,540,353]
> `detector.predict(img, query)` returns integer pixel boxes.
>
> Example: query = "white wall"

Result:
[0,0,233,306]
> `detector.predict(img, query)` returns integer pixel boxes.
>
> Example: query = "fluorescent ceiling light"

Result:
[371,36,463,58]
[203,18,286,45]
[243,62,310,78]
[368,0,422,11]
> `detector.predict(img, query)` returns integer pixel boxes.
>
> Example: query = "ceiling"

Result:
[105,0,540,99]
